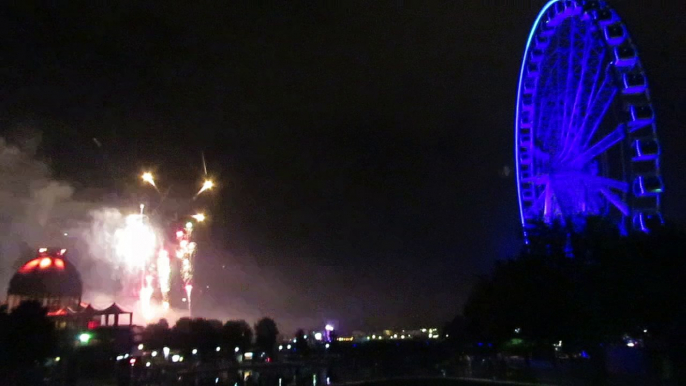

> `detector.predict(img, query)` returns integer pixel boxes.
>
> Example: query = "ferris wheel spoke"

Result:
[526,188,547,217]
[521,173,549,185]
[560,20,578,155]
[543,182,555,221]
[536,61,561,147]
[571,124,625,167]
[560,25,603,161]
[584,175,629,192]
[599,188,630,216]
[575,68,618,154]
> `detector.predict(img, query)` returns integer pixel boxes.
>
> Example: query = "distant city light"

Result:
[129,358,136,366]
[244,352,253,360]
[315,332,323,340]
[151,351,158,357]
[325,343,330,349]
[325,324,334,331]
[38,248,47,253]
[192,213,206,222]
[192,349,198,355]
[55,357,61,362]
[172,354,180,362]
[627,342,635,347]
[278,345,283,350]
[146,362,151,367]
[138,344,144,350]
[216,346,221,352]
[163,347,170,358]
[116,355,123,361]
[287,344,291,349]
[234,346,240,353]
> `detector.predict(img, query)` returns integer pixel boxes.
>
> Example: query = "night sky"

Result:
[1,1,685,332]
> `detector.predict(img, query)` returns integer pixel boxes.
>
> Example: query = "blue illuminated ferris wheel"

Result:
[515,0,664,233]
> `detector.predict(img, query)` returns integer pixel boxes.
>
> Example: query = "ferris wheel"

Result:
[515,0,664,234]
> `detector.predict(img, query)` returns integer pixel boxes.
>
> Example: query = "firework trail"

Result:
[176,222,197,316]
[114,213,159,320]
[194,179,214,198]
[157,249,171,310]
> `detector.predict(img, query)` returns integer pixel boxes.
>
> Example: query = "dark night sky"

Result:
[1,1,685,332]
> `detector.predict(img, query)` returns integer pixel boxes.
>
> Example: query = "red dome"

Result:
[8,249,82,298]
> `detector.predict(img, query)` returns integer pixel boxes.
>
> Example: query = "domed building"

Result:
[7,248,82,311]
[5,248,134,331]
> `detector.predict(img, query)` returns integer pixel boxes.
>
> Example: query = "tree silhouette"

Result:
[143,319,171,350]
[295,329,310,356]
[254,317,279,355]
[172,318,221,354]
[0,300,56,383]
[222,320,253,352]
[463,219,686,383]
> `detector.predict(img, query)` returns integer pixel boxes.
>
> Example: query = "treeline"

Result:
[446,218,686,383]
[142,316,281,356]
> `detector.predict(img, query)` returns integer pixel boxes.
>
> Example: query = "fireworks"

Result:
[175,225,197,315]
[114,214,157,271]
[105,167,214,320]
[195,179,214,197]
[157,249,171,310]
[142,172,156,186]
[140,274,154,321]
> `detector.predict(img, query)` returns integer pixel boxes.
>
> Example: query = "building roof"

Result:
[8,251,83,298]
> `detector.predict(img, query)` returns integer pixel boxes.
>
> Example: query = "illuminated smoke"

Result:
[140,274,154,321]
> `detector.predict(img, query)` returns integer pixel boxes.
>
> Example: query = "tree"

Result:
[0,300,56,383]
[172,318,221,354]
[222,320,253,352]
[294,329,310,356]
[254,317,279,355]
[463,219,686,383]
[143,319,171,349]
